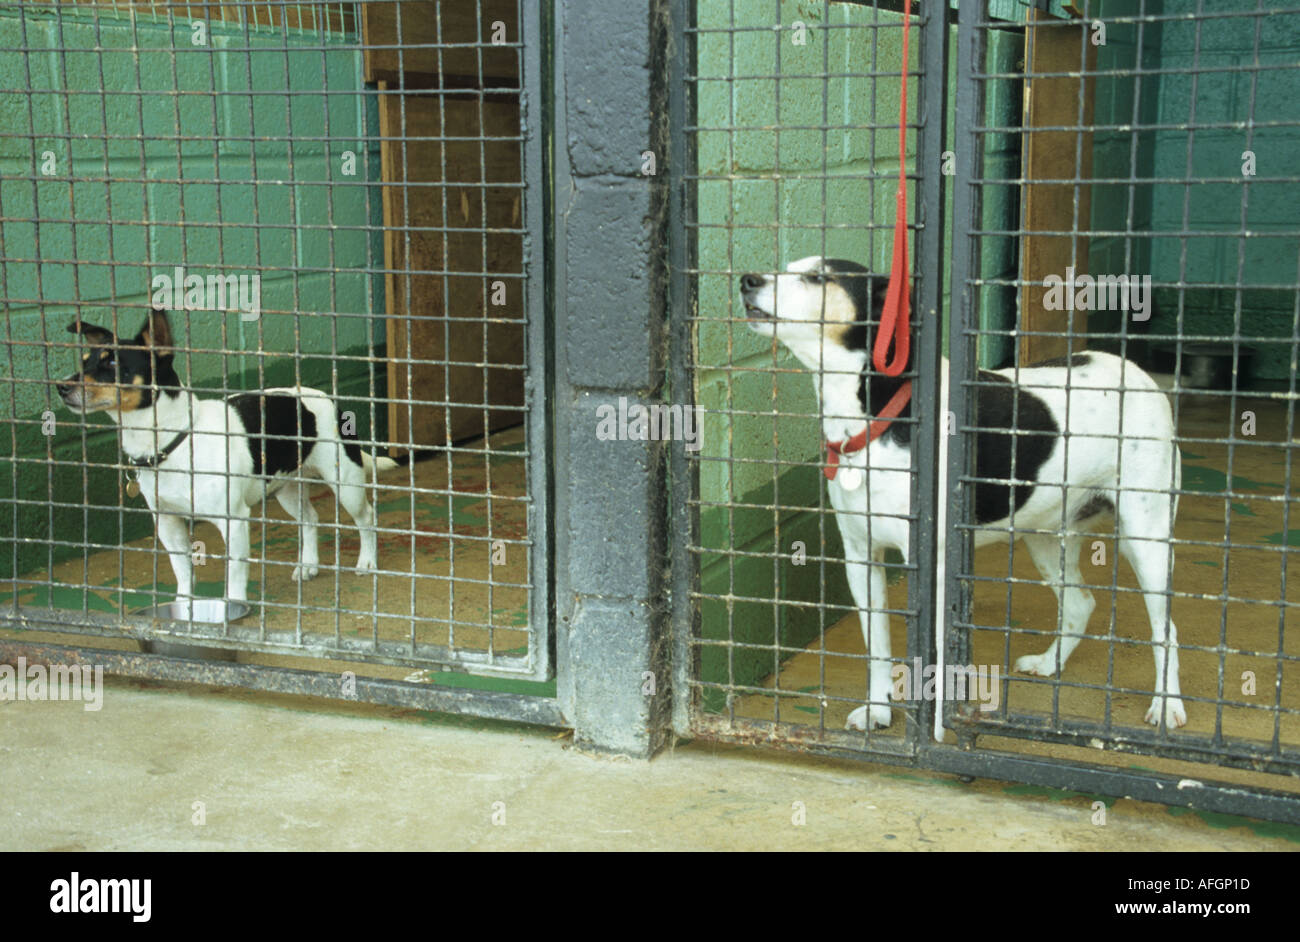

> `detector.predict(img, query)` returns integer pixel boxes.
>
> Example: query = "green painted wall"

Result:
[1,5,383,580]
[1090,0,1300,387]
[1087,0,1157,356]
[1147,0,1299,386]
[694,2,954,704]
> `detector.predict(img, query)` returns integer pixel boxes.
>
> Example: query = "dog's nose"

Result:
[740,274,764,292]
[56,381,71,396]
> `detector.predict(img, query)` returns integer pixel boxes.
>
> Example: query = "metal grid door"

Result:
[945,0,1299,777]
[669,0,949,759]
[0,1,556,721]
[669,0,1300,821]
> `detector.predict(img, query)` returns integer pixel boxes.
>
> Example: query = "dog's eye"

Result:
[805,273,828,285]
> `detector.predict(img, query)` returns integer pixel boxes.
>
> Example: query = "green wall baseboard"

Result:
[696,467,854,713]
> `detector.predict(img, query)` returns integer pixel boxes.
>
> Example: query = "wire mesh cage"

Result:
[946,0,1300,774]
[0,1,551,692]
[3,0,1298,816]
[679,0,938,751]
[674,0,1300,804]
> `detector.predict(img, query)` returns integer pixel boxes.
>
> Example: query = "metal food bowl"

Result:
[133,599,249,660]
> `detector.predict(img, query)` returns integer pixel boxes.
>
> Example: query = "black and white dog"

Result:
[58,308,398,616]
[740,257,1185,732]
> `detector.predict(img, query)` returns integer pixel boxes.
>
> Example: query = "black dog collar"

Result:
[127,430,191,469]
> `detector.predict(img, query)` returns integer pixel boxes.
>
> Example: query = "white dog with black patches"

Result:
[58,309,398,616]
[740,256,1186,733]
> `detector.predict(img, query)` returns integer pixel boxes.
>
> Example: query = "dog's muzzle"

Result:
[740,273,770,319]
[57,376,98,410]
[57,379,86,410]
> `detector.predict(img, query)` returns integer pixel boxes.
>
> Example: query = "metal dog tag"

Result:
[836,467,863,490]
[125,478,140,499]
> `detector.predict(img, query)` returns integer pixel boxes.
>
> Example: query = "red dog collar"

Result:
[824,379,913,481]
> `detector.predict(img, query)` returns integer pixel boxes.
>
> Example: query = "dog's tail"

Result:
[360,451,400,484]
[359,448,441,483]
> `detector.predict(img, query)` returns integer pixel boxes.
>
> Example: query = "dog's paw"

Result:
[1144,696,1187,729]
[354,557,377,572]
[845,703,892,731]
[291,563,319,582]
[1014,652,1060,677]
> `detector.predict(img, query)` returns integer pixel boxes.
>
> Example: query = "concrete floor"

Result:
[1,676,1296,851]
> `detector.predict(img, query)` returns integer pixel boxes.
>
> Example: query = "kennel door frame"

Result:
[666,0,948,761]
[941,1,1300,782]
[667,0,1300,825]
[0,0,558,722]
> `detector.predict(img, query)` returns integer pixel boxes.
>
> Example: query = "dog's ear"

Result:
[136,308,174,353]
[870,279,890,321]
[67,321,114,347]
[867,280,918,325]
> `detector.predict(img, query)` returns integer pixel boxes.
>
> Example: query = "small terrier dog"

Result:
[58,308,397,615]
[741,257,1185,732]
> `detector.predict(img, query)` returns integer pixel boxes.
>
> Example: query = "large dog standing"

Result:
[740,257,1185,732]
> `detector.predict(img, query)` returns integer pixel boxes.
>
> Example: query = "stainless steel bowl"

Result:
[134,599,251,624]
[1177,343,1255,390]
[133,599,249,660]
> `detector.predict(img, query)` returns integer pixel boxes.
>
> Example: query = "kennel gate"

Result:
[669,0,1300,823]
[0,1,560,727]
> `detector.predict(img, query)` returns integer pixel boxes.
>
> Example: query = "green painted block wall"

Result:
[694,2,954,700]
[0,5,383,580]
[1148,0,1299,386]
[1090,0,1300,386]
[1086,0,1157,351]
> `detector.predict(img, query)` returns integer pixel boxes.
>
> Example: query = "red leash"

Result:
[873,0,912,378]
[826,0,912,482]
